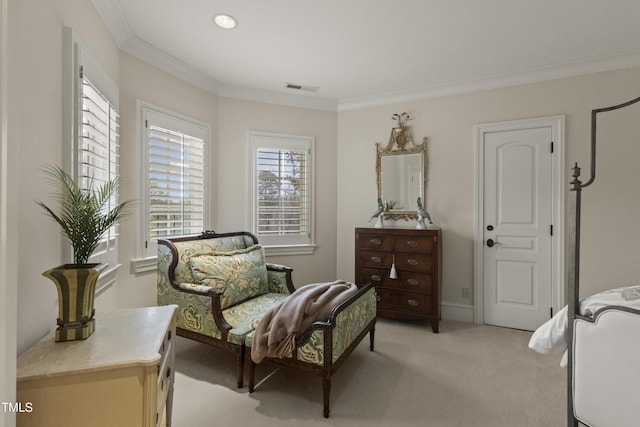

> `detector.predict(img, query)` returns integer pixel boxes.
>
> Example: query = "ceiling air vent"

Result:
[285,82,319,92]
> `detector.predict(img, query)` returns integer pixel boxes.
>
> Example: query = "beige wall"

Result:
[116,70,339,306]
[1,0,18,419]
[577,96,640,291]
[216,97,338,286]
[337,67,640,316]
[14,0,120,354]
[115,52,218,310]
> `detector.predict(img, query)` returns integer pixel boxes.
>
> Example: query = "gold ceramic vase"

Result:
[42,264,102,342]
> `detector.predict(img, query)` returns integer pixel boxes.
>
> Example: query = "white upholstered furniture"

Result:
[572,307,640,427]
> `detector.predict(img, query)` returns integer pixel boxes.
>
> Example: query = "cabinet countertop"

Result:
[17,305,177,381]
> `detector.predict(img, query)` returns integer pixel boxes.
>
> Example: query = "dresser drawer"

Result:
[358,250,432,272]
[157,361,171,426]
[358,233,394,251]
[158,328,172,363]
[395,253,433,273]
[375,288,433,316]
[358,250,393,268]
[156,321,175,426]
[360,267,433,294]
[157,331,173,398]
[394,235,434,253]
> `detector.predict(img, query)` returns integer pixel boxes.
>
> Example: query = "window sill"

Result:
[131,256,158,274]
[263,244,316,256]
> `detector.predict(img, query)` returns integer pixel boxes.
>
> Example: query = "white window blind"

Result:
[79,69,120,260]
[257,148,308,236]
[250,132,314,251]
[143,108,208,257]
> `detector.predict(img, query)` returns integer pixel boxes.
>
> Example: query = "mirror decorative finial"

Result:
[375,113,428,221]
[384,113,416,151]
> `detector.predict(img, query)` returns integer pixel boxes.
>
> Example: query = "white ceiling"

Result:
[92,0,640,111]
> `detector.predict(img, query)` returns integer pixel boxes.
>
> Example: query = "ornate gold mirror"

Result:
[375,114,427,221]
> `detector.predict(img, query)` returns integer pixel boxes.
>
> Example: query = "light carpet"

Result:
[170,318,565,427]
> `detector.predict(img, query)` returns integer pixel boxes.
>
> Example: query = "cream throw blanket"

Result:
[251,280,359,364]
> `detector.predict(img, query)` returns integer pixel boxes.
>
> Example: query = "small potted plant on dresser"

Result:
[36,165,133,342]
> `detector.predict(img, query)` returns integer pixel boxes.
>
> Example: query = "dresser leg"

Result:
[165,379,174,427]
[431,320,439,333]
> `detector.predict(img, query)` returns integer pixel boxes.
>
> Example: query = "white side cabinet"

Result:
[17,305,177,427]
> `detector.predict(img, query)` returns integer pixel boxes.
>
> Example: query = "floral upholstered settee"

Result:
[157,230,378,406]
[157,231,295,388]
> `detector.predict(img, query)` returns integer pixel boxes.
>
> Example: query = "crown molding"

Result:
[218,84,337,111]
[120,36,221,94]
[92,0,640,112]
[91,0,132,45]
[92,0,220,94]
[337,51,640,111]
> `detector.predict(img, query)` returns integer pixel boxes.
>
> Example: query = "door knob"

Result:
[486,239,502,248]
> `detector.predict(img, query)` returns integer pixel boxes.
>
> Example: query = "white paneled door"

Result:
[482,123,557,331]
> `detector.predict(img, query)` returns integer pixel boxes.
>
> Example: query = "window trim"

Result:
[64,28,121,292]
[131,101,211,272]
[248,131,316,256]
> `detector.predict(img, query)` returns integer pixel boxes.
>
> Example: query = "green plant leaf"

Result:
[36,165,133,265]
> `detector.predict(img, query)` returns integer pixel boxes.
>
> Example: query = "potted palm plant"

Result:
[37,165,133,341]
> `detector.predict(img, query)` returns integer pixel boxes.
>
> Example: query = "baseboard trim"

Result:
[441,301,474,323]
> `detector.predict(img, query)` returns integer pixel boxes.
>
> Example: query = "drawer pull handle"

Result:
[371,256,382,263]
[407,259,419,266]
[371,275,382,282]
[376,295,382,302]
[406,240,419,247]
[407,299,419,307]
[407,279,418,286]
[370,238,382,246]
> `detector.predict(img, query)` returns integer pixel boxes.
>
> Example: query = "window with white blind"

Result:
[249,132,315,254]
[141,106,209,259]
[79,73,120,261]
[65,29,121,276]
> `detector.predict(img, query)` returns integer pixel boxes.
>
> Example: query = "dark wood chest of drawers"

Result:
[355,227,442,333]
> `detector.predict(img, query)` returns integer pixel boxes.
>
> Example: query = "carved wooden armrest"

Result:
[173,283,233,339]
[266,263,296,294]
[296,283,376,346]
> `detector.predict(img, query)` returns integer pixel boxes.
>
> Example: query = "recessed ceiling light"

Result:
[213,14,237,30]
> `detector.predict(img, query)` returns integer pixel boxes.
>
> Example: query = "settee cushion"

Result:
[222,293,290,345]
[189,245,269,309]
